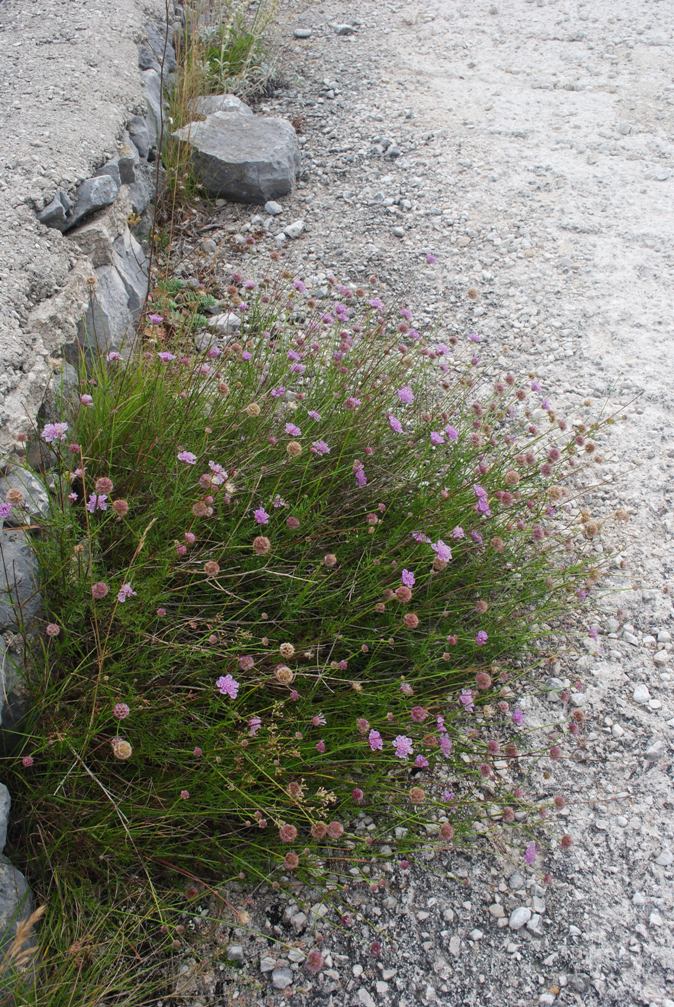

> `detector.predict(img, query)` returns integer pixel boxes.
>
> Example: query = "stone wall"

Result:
[0,0,181,950]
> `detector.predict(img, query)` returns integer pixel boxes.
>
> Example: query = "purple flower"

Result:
[439,735,453,757]
[86,493,108,513]
[368,729,383,752]
[470,530,484,545]
[401,569,415,588]
[253,507,270,525]
[345,396,361,410]
[271,386,286,398]
[441,789,455,802]
[451,526,465,539]
[158,351,175,362]
[460,689,475,712]
[468,331,481,343]
[432,540,452,563]
[368,297,384,310]
[208,461,227,485]
[177,451,197,465]
[474,484,491,517]
[524,841,537,866]
[216,674,239,699]
[397,385,414,405]
[430,431,444,446]
[80,394,94,407]
[41,422,69,444]
[412,531,431,544]
[414,755,429,768]
[308,409,321,421]
[475,630,488,646]
[388,414,403,434]
[117,583,136,604]
[393,735,414,759]
[512,707,525,726]
[148,313,164,325]
[106,351,122,362]
[444,425,459,442]
[285,422,302,436]
[354,463,367,488]
[425,252,438,264]
[0,502,13,520]
[311,440,331,456]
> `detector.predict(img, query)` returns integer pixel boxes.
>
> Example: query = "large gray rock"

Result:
[0,637,29,737]
[64,175,119,232]
[0,783,9,853]
[142,68,164,152]
[0,468,49,527]
[195,93,252,117]
[173,111,300,203]
[37,190,72,230]
[0,532,40,632]
[0,856,32,952]
[128,114,151,159]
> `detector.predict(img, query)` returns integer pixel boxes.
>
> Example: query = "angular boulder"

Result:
[173,110,300,204]
[0,531,40,632]
[195,93,252,117]
[0,855,33,952]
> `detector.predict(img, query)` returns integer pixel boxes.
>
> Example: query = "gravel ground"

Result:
[168,1,674,1004]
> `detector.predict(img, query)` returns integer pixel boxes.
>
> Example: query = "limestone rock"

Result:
[64,175,119,232]
[173,111,300,203]
[0,784,9,853]
[0,637,29,734]
[0,531,40,632]
[0,468,49,526]
[0,855,32,952]
[195,94,252,117]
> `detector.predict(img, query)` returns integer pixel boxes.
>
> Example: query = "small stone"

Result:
[357,988,376,1007]
[271,966,293,990]
[226,944,244,963]
[508,871,525,890]
[539,995,556,1006]
[209,312,241,333]
[334,23,356,35]
[448,935,461,956]
[633,684,651,705]
[260,955,276,972]
[645,739,665,760]
[655,849,673,866]
[0,785,10,854]
[287,948,305,963]
[195,94,252,117]
[264,200,283,215]
[509,907,532,930]
[657,630,671,643]
[290,910,307,933]
[392,226,405,237]
[653,650,669,666]
[294,28,312,39]
[284,219,305,239]
[469,928,483,941]
[489,903,505,918]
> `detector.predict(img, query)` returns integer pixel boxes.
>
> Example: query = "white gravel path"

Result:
[174,1,674,1003]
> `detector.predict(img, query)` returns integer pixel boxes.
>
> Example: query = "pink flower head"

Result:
[248,716,262,737]
[285,422,302,436]
[86,493,108,513]
[388,414,403,434]
[45,623,60,638]
[253,506,270,525]
[430,431,445,446]
[311,713,327,727]
[460,688,475,711]
[425,252,438,264]
[315,739,326,753]
[393,735,414,759]
[345,396,361,410]
[180,789,190,800]
[158,351,175,362]
[80,394,94,407]
[216,674,239,699]
[354,462,368,487]
[177,451,197,465]
[368,729,383,752]
[445,425,459,442]
[311,439,331,456]
[308,409,321,421]
[148,313,164,325]
[117,583,136,604]
[512,707,525,726]
[397,385,414,405]
[208,461,228,485]
[410,705,428,723]
[414,755,429,769]
[41,421,69,444]
[238,655,255,671]
[106,351,122,362]
[524,841,537,865]
[451,526,465,539]
[401,569,415,588]
[439,734,453,757]
[22,755,34,768]
[91,581,109,601]
[113,703,130,720]
[432,540,452,563]
[475,630,488,646]
[441,789,455,802]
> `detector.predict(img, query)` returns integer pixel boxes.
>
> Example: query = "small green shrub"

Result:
[3,271,602,1000]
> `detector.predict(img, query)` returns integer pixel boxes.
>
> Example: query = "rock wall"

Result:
[0,0,182,950]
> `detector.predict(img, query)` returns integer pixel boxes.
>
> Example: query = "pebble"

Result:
[633,684,651,704]
[645,739,665,760]
[334,23,356,36]
[469,928,484,941]
[226,944,244,963]
[508,871,525,890]
[293,28,312,39]
[509,907,532,930]
[264,200,283,215]
[357,988,376,1007]
[654,650,669,666]
[271,966,294,990]
[449,935,461,956]
[284,219,305,239]
[655,849,673,866]
[260,955,276,972]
